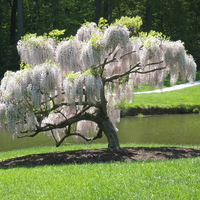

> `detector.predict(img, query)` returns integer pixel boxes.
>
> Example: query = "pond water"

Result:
[117,114,200,145]
[0,114,200,152]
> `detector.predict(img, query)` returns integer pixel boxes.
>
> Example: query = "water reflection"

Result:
[0,114,200,151]
[117,114,200,145]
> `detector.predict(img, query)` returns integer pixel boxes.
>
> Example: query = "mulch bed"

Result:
[1,147,200,168]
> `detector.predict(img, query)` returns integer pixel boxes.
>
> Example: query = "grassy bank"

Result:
[121,84,200,115]
[0,144,200,200]
[122,71,200,115]
[133,85,200,107]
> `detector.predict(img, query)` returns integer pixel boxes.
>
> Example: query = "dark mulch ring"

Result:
[1,147,200,168]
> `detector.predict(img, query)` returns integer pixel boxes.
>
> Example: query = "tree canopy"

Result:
[0,17,196,150]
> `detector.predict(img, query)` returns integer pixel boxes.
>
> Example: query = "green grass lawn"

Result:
[0,144,200,200]
[123,84,200,110]
[121,71,200,113]
[120,84,200,116]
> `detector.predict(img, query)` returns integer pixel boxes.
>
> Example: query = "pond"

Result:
[0,114,200,152]
[117,114,200,145]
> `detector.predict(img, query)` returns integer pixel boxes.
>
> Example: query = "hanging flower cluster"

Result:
[17,34,55,65]
[75,22,97,42]
[104,26,130,51]
[1,64,61,106]
[63,71,103,105]
[0,63,61,135]
[129,37,196,88]
[55,39,81,73]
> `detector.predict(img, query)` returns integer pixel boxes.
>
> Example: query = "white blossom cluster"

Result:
[63,72,103,105]
[126,38,196,88]
[1,64,61,107]
[0,103,6,127]
[0,63,61,135]
[17,36,55,65]
[75,22,97,41]
[75,120,98,142]
[163,40,196,85]
[81,42,96,69]
[130,37,166,88]
[42,105,78,129]
[186,54,197,82]
[104,26,130,51]
[55,40,81,73]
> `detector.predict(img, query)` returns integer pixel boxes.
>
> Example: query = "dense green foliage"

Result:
[0,144,200,199]
[1,0,200,77]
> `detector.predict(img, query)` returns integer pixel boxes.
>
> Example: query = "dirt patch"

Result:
[0,147,200,168]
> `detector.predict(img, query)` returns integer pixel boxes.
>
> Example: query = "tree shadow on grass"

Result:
[0,147,200,168]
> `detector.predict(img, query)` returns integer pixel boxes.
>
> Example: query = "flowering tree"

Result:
[0,17,196,151]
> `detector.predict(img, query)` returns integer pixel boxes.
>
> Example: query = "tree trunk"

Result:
[95,0,102,24]
[145,1,152,33]
[103,0,113,23]
[98,117,120,151]
[52,0,58,29]
[10,0,17,45]
[17,0,24,40]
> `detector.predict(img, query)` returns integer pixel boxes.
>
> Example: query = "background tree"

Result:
[0,17,196,151]
[17,0,24,40]
[95,0,102,23]
[9,0,18,45]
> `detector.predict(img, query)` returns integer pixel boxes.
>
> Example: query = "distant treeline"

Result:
[1,0,200,76]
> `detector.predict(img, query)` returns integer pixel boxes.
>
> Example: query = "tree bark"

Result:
[145,1,152,33]
[103,0,113,23]
[10,0,17,45]
[95,0,102,24]
[98,116,120,151]
[52,0,58,29]
[17,0,24,40]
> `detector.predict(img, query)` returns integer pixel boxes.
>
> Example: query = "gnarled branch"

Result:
[104,61,164,83]
[104,62,141,82]
[55,127,103,147]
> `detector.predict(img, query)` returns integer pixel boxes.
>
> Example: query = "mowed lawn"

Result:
[0,144,200,200]
[129,71,200,108]
[126,84,200,108]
